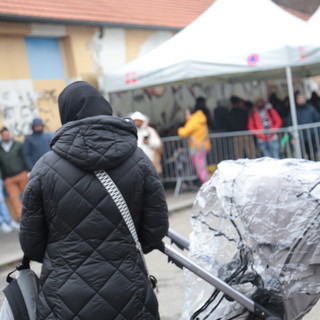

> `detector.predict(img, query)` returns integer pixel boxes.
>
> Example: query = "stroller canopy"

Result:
[182,158,320,320]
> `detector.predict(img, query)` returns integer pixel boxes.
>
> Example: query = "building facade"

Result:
[0,0,316,137]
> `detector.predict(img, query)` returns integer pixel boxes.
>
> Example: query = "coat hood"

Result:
[51,116,137,171]
[58,81,113,125]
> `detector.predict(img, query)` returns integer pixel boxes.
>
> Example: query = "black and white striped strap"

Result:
[94,170,149,274]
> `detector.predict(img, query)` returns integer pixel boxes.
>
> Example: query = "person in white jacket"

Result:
[131,111,163,176]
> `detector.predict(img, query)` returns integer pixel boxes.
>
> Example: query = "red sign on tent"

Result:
[125,72,137,85]
[298,47,307,60]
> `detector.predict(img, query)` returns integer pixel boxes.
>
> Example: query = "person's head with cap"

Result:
[32,118,45,133]
[131,111,147,129]
[58,81,113,125]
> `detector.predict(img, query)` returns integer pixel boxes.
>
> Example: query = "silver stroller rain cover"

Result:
[182,158,320,320]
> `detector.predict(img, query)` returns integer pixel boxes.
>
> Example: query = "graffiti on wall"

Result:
[0,87,60,137]
[0,89,39,137]
[36,88,61,133]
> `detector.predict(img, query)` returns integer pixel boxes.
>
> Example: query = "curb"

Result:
[168,200,194,213]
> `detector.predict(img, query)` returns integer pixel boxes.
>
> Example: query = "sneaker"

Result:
[0,222,13,233]
[9,220,20,230]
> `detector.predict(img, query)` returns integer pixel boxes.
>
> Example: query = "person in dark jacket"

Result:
[226,96,256,159]
[0,127,28,221]
[288,94,320,160]
[22,117,52,171]
[19,81,169,320]
[194,97,214,132]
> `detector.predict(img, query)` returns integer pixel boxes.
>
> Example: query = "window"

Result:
[25,37,65,80]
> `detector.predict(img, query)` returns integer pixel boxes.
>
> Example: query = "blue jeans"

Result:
[258,137,280,159]
[0,179,12,224]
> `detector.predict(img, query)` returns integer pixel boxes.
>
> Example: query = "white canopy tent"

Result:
[103,0,320,157]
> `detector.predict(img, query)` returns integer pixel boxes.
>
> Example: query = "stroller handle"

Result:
[167,228,190,250]
[162,231,282,320]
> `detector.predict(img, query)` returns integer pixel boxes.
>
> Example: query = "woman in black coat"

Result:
[19,81,169,320]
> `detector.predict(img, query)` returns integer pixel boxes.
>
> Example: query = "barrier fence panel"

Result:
[161,136,199,196]
[160,122,320,195]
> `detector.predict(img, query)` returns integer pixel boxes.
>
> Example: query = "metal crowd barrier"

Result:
[160,122,320,195]
[160,136,199,196]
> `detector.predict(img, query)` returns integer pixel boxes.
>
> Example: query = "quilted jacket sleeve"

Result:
[19,167,48,263]
[139,164,169,254]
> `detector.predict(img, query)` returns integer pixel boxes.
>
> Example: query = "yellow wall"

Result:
[59,36,74,78]
[0,36,30,79]
[65,26,97,79]
[125,29,153,62]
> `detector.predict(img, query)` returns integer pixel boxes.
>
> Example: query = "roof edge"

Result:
[0,14,183,31]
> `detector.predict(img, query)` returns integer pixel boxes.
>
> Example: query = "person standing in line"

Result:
[0,127,28,222]
[288,94,320,160]
[22,118,52,171]
[226,96,256,159]
[178,106,211,184]
[248,97,282,158]
[19,81,168,320]
[194,96,214,132]
[131,111,163,176]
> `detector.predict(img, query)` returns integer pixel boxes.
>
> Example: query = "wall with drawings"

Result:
[0,79,65,139]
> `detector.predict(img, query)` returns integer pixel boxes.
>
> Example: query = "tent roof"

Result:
[103,0,320,93]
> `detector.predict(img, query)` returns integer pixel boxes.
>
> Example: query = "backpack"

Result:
[0,256,39,320]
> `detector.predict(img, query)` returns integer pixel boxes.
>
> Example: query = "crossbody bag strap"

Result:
[94,170,150,275]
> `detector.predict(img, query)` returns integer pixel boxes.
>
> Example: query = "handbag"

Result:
[94,169,158,291]
[0,255,39,320]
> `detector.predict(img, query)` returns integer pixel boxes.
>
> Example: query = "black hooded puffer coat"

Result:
[20,84,168,320]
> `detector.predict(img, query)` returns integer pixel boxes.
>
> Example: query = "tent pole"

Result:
[286,66,302,159]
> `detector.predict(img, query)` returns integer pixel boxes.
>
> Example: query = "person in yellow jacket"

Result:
[178,107,211,184]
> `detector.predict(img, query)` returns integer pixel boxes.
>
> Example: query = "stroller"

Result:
[163,157,320,320]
